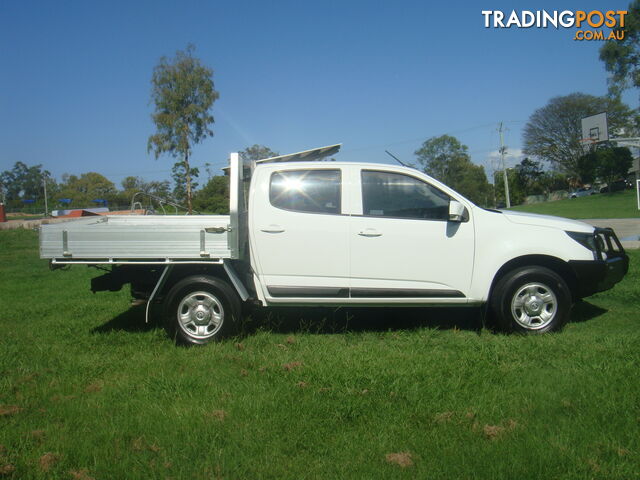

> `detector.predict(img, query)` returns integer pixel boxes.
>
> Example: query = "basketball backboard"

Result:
[581,112,608,144]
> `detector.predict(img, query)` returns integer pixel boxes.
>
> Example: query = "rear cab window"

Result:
[270,169,341,214]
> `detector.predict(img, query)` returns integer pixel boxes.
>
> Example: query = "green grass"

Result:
[510,189,639,219]
[1,229,639,479]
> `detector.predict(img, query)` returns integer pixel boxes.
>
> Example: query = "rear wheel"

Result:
[164,275,241,345]
[490,266,571,334]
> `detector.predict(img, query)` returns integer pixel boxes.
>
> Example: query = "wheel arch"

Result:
[157,263,250,302]
[489,255,579,302]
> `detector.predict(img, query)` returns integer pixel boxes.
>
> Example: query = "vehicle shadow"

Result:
[570,300,608,324]
[91,304,161,334]
[241,305,485,336]
[92,304,485,336]
[92,300,606,338]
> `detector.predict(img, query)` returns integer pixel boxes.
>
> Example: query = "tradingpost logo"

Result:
[481,10,628,41]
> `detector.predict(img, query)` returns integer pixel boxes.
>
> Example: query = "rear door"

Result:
[249,165,350,300]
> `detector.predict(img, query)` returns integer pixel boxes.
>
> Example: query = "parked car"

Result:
[600,180,631,193]
[40,144,629,343]
[569,187,596,198]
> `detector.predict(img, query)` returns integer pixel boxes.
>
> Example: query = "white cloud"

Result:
[484,148,525,172]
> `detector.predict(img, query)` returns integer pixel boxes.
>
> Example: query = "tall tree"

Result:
[240,144,279,161]
[414,135,490,205]
[171,163,199,204]
[522,93,634,177]
[599,1,640,97]
[147,44,219,214]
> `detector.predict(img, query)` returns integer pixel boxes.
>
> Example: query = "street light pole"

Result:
[498,122,511,208]
[43,174,49,217]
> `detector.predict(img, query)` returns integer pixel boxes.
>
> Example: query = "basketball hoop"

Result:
[579,137,597,152]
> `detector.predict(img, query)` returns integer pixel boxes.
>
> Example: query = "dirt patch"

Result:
[205,410,227,421]
[39,452,60,472]
[286,336,296,344]
[385,451,414,468]
[434,411,454,423]
[483,419,517,440]
[84,382,103,393]
[282,361,302,371]
[235,342,245,351]
[483,424,505,439]
[0,405,22,416]
[30,430,46,441]
[69,468,95,480]
[0,464,15,476]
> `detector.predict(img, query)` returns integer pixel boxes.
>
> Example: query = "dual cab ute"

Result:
[40,144,629,344]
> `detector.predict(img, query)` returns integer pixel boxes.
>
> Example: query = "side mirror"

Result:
[448,200,468,222]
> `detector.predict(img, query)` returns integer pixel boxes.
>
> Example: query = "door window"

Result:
[361,170,450,220]
[270,169,341,214]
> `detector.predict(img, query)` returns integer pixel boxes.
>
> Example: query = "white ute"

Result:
[40,144,629,344]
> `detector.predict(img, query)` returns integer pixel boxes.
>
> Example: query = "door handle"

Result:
[358,229,382,237]
[260,225,285,233]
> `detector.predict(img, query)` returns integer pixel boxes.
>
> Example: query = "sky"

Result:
[0,0,636,187]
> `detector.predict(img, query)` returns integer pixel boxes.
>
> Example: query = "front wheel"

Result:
[163,275,241,345]
[490,266,571,334]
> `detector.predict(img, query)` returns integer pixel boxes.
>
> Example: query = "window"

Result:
[361,170,450,220]
[270,169,341,214]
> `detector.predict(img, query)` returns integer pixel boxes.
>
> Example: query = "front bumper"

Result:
[569,227,630,298]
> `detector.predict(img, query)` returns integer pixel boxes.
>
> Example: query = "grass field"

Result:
[1,229,639,479]
[510,189,639,219]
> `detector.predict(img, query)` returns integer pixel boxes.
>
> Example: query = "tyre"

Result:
[163,275,241,345]
[490,266,571,334]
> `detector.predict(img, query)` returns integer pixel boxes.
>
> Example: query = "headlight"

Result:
[566,231,597,257]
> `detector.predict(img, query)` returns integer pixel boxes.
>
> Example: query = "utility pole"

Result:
[498,122,511,208]
[43,174,49,217]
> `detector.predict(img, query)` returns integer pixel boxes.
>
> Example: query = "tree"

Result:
[514,157,544,195]
[538,171,570,195]
[599,1,640,97]
[596,146,633,192]
[494,169,525,206]
[415,135,467,181]
[147,44,219,214]
[575,152,599,185]
[119,176,171,207]
[240,144,279,161]
[171,163,199,204]
[522,93,634,178]
[0,162,51,207]
[57,172,117,208]
[414,135,491,205]
[192,175,230,213]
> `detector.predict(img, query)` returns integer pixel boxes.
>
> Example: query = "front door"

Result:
[349,168,475,300]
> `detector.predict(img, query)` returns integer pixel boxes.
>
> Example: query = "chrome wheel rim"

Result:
[510,282,557,330]
[177,291,224,339]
